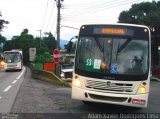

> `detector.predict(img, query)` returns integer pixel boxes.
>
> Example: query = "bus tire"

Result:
[131,107,143,110]
[19,66,23,71]
[82,101,92,105]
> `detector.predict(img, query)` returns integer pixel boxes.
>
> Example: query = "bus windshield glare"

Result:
[5,52,21,63]
[75,36,148,76]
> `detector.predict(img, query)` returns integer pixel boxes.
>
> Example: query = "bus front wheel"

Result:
[82,101,93,105]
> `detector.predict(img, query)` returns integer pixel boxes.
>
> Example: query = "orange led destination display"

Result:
[93,27,134,36]
[101,28,125,35]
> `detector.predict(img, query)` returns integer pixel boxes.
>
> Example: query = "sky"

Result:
[0,0,158,41]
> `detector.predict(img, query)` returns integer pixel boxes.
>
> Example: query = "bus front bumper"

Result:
[72,86,148,108]
[4,65,22,70]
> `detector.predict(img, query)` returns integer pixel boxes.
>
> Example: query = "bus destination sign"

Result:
[94,28,134,36]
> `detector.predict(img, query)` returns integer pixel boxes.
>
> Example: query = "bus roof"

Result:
[80,23,149,29]
[79,23,150,37]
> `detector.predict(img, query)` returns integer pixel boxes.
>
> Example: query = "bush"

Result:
[35,52,52,63]
[60,57,70,65]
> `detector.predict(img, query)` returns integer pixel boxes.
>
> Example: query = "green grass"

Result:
[63,81,72,87]
[34,63,43,70]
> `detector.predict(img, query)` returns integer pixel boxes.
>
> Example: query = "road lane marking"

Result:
[3,85,12,92]
[0,96,2,99]
[16,67,25,80]
[12,80,18,84]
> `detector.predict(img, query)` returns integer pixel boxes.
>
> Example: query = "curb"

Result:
[27,63,71,87]
[151,76,160,82]
[39,69,63,84]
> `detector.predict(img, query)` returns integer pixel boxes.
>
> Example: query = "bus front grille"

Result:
[88,93,128,102]
[7,64,17,67]
[86,80,133,93]
[64,72,73,78]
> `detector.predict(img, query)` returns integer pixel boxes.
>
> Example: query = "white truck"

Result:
[4,49,23,71]
[61,64,73,81]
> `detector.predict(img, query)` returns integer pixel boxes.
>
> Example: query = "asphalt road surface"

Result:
[0,67,25,113]
[9,67,160,119]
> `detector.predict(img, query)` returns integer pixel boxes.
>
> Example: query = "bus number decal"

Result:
[86,59,92,66]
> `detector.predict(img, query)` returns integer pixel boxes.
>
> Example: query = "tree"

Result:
[3,29,56,63]
[3,29,39,63]
[119,1,160,34]
[0,35,6,51]
[35,47,52,63]
[0,12,9,32]
[20,29,29,35]
[42,32,57,54]
[118,1,160,66]
[0,12,9,51]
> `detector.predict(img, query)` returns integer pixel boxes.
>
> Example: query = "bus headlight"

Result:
[137,81,148,94]
[138,86,146,94]
[0,61,5,65]
[72,75,82,88]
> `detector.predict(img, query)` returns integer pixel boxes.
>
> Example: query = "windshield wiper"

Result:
[117,39,131,53]
[94,38,107,62]
[116,38,131,61]
[94,38,104,52]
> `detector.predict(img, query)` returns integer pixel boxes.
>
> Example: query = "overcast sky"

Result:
[0,0,157,40]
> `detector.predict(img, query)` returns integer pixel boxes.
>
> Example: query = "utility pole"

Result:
[55,0,63,50]
[55,0,63,76]
[37,30,42,48]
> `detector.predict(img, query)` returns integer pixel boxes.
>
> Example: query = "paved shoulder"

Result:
[11,67,71,113]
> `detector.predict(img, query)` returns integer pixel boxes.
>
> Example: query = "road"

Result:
[10,67,160,119]
[0,67,25,113]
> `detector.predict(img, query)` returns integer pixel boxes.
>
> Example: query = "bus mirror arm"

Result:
[67,41,73,52]
[67,35,78,53]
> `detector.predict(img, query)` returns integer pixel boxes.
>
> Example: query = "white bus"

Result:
[4,49,23,71]
[72,24,151,108]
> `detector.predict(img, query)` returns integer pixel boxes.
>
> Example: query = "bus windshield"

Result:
[5,52,21,63]
[75,36,148,75]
